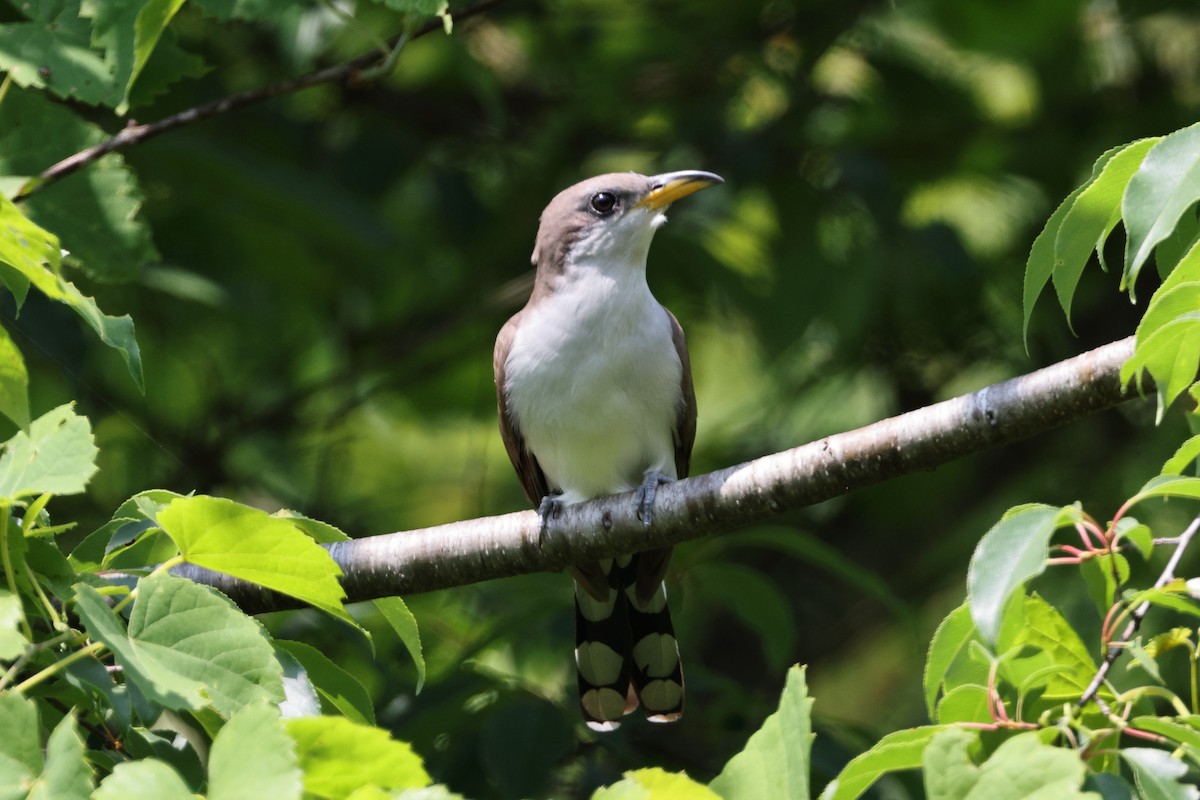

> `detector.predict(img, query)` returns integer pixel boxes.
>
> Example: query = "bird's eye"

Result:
[590,192,618,216]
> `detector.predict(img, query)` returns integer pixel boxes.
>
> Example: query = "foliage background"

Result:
[5,0,1200,796]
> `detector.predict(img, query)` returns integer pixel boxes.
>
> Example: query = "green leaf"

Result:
[0,328,29,429]
[1118,521,1155,560]
[1122,748,1200,800]
[374,596,424,694]
[1124,637,1164,684]
[968,504,1075,645]
[0,404,97,501]
[965,732,1089,799]
[935,684,991,724]
[1010,594,1098,699]
[0,692,42,776]
[275,640,375,725]
[1024,183,1086,345]
[1124,122,1200,298]
[1080,554,1129,617]
[1125,584,1200,619]
[923,728,980,800]
[208,702,302,800]
[1053,139,1157,324]
[0,2,118,106]
[1163,435,1200,476]
[0,589,28,660]
[710,664,813,800]
[1158,207,1200,278]
[0,193,60,294]
[80,0,189,113]
[595,768,718,799]
[156,496,350,623]
[924,603,975,719]
[287,716,431,799]
[93,760,195,800]
[1131,475,1200,506]
[819,726,950,800]
[27,714,91,800]
[1131,717,1200,766]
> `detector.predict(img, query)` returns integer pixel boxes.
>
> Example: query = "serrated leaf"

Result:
[374,596,424,695]
[209,702,302,800]
[1122,748,1200,800]
[80,0,189,114]
[711,664,813,800]
[0,193,60,294]
[1120,523,1155,560]
[0,404,97,500]
[966,732,1086,799]
[1011,594,1098,698]
[287,716,430,799]
[1025,184,1087,345]
[1163,435,1200,476]
[276,640,375,724]
[0,692,42,776]
[58,276,145,391]
[0,1,118,106]
[820,726,950,800]
[1124,122,1200,299]
[1053,139,1157,324]
[157,496,350,623]
[924,603,975,719]
[935,684,991,724]
[1144,628,1194,659]
[594,768,718,800]
[93,760,195,800]
[923,728,980,800]
[1158,207,1200,278]
[27,714,91,800]
[1080,554,1129,616]
[968,504,1074,645]
[1131,475,1200,506]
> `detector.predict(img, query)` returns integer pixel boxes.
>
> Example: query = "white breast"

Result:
[504,269,683,504]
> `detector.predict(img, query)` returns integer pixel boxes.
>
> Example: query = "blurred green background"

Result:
[9,0,1200,796]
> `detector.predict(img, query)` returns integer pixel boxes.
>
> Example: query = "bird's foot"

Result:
[536,493,563,545]
[635,470,674,530]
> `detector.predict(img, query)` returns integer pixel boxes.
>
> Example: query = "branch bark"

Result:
[11,0,510,202]
[174,336,1140,613]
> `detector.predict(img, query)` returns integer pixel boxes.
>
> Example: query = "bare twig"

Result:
[172,336,1140,614]
[1080,513,1200,707]
[11,0,509,203]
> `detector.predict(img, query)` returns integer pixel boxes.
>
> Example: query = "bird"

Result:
[493,170,722,730]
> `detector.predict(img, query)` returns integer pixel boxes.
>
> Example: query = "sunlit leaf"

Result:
[208,702,302,800]
[276,640,375,724]
[1124,122,1200,299]
[963,732,1088,799]
[1130,475,1200,506]
[157,496,351,623]
[0,589,27,660]
[1122,747,1200,800]
[1011,594,1098,699]
[710,665,812,800]
[968,504,1076,645]
[934,684,990,724]
[923,603,975,719]
[0,404,97,501]
[81,0,189,113]
[1163,435,1200,476]
[374,596,424,694]
[1131,718,1200,768]
[0,328,29,429]
[594,768,718,799]
[26,715,91,800]
[0,2,117,106]
[287,716,430,799]
[93,760,195,800]
[923,728,980,800]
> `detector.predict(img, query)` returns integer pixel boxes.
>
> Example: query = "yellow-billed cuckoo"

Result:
[494,170,722,730]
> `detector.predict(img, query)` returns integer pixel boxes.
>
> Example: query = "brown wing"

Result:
[635,306,697,603]
[494,310,550,506]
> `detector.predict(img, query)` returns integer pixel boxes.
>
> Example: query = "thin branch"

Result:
[1080,513,1200,707]
[11,0,510,203]
[172,336,1140,614]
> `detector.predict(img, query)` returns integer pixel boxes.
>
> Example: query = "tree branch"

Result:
[11,0,510,203]
[173,336,1140,613]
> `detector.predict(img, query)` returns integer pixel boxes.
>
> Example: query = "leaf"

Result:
[0,193,60,294]
[0,589,27,660]
[287,716,431,799]
[208,702,302,800]
[156,496,350,623]
[0,328,29,429]
[968,504,1074,645]
[0,2,118,106]
[710,664,813,800]
[1124,122,1200,298]
[27,714,91,800]
[1011,594,1098,698]
[0,692,41,776]
[372,596,424,694]
[594,768,719,799]
[0,404,97,501]
[80,0,189,113]
[1053,139,1157,324]
[924,603,975,719]
[1163,435,1200,476]
[935,684,991,724]
[1131,718,1200,767]
[819,726,950,800]
[1131,475,1200,506]
[275,640,375,724]
[964,731,1087,799]
[57,279,144,391]
[93,760,195,800]
[1024,183,1087,345]
[923,728,980,800]
[1080,554,1129,617]
[1126,584,1200,619]
[1122,748,1200,800]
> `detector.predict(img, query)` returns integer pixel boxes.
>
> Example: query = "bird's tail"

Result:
[572,554,683,731]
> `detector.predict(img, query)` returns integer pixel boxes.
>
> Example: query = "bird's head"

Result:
[531,170,723,277]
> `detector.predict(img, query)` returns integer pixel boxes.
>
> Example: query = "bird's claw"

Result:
[536,494,562,546]
[635,470,673,531]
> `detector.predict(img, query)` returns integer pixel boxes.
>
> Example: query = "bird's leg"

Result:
[537,492,563,545]
[635,470,674,530]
